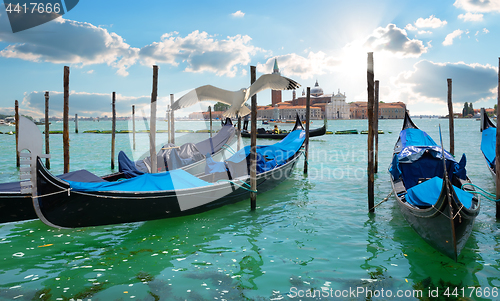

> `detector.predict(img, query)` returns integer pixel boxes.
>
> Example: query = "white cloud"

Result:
[20,91,151,118]
[405,24,417,31]
[418,30,432,35]
[139,30,265,77]
[483,28,490,33]
[414,15,447,28]
[362,24,427,58]
[394,60,497,107]
[256,52,340,80]
[458,12,484,21]
[231,10,245,17]
[443,29,464,46]
[454,0,500,13]
[0,18,139,76]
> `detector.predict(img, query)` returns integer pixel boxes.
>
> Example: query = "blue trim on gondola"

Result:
[481,127,496,169]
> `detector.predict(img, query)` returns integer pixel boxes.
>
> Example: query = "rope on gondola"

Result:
[216,179,257,193]
[460,183,500,202]
[369,191,393,211]
[222,143,236,154]
[32,188,72,199]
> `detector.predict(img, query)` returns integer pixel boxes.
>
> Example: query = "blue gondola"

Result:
[480,108,496,177]
[389,112,480,261]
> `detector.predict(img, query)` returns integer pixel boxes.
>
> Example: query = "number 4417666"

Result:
[444,287,498,298]
[5,3,61,14]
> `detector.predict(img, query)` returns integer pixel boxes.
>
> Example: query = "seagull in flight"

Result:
[171,73,300,118]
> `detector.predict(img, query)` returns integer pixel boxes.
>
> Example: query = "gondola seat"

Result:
[406,176,474,209]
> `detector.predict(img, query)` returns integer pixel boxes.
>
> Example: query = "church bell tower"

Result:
[271,58,282,106]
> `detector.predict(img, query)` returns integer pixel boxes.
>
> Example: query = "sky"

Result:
[0,0,499,119]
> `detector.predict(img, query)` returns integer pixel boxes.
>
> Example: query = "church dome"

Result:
[310,80,323,96]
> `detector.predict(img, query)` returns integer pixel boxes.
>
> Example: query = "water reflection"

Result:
[388,202,498,298]
[0,182,304,300]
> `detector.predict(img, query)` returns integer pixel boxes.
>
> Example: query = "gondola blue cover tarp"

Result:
[205,129,305,175]
[65,169,212,192]
[400,128,437,148]
[390,127,468,189]
[481,127,496,167]
[406,176,473,209]
[390,147,467,189]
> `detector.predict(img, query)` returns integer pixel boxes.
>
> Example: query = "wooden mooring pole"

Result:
[15,100,19,168]
[74,114,78,134]
[374,80,379,173]
[150,66,158,173]
[166,105,170,144]
[367,52,375,213]
[209,106,213,138]
[304,87,310,174]
[44,92,50,169]
[63,66,70,174]
[496,57,500,219]
[237,116,241,151]
[170,94,175,144]
[132,105,136,151]
[447,78,454,156]
[111,92,116,169]
[250,66,257,210]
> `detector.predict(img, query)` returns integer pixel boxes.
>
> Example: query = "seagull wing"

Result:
[171,85,237,110]
[245,73,301,101]
[223,104,251,118]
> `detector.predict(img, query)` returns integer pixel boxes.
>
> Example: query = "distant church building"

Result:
[261,58,350,120]
[288,80,350,120]
[271,58,282,106]
[326,89,350,119]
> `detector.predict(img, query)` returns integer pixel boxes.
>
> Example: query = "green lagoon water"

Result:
[0,118,499,300]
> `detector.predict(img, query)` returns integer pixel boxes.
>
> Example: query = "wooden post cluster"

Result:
[250,66,257,210]
[63,66,70,174]
[111,92,116,169]
[304,87,310,174]
[367,52,375,213]
[15,100,19,168]
[447,78,454,156]
[496,57,500,219]
[374,80,379,173]
[150,66,158,173]
[44,92,50,169]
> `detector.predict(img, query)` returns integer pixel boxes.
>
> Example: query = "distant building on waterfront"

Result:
[473,108,495,117]
[325,89,350,119]
[188,111,224,120]
[349,101,406,119]
[260,68,350,120]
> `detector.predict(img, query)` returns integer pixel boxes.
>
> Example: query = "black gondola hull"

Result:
[391,178,479,260]
[35,153,301,228]
[241,125,325,139]
[0,193,37,223]
[0,122,236,225]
